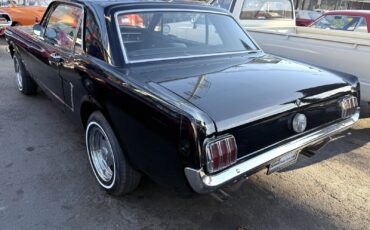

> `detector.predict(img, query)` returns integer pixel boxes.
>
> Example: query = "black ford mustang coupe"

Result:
[5,0,360,195]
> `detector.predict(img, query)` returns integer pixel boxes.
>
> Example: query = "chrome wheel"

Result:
[86,122,116,189]
[14,57,23,91]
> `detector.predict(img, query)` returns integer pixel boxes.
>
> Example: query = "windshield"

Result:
[116,11,258,63]
[240,0,293,20]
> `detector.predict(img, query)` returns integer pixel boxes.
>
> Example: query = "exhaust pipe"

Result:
[301,131,352,158]
[301,137,331,157]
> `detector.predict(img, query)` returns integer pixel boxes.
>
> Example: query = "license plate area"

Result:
[267,150,299,174]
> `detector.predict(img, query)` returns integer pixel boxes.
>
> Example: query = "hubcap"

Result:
[14,58,23,91]
[86,122,115,188]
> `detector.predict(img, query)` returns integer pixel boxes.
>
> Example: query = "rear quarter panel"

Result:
[68,57,195,194]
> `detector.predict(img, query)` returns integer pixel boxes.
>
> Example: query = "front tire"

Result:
[13,54,37,95]
[85,111,141,196]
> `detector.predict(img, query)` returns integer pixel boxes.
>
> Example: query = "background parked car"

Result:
[211,0,370,104]
[0,0,49,26]
[295,10,322,26]
[309,10,370,33]
[210,0,296,28]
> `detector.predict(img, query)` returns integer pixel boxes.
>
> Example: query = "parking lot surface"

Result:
[0,38,369,230]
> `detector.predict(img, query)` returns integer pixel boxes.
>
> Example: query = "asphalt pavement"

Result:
[0,38,369,230]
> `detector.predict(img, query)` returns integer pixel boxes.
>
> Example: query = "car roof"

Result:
[71,0,208,8]
[324,10,370,17]
[64,0,227,14]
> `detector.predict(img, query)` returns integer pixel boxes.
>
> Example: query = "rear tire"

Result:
[85,111,141,196]
[13,54,37,95]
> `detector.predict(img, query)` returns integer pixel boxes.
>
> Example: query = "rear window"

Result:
[116,11,258,63]
[239,0,293,20]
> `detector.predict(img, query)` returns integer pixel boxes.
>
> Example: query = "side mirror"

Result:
[33,24,43,36]
[44,27,57,41]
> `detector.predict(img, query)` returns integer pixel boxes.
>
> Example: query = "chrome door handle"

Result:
[49,53,63,63]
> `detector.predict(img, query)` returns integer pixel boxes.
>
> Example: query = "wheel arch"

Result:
[80,97,105,129]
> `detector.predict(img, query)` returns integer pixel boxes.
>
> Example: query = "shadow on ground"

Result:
[281,102,370,173]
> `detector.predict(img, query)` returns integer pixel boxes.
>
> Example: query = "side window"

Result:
[85,11,105,60]
[355,17,368,33]
[44,4,83,51]
[211,0,233,11]
[313,15,361,31]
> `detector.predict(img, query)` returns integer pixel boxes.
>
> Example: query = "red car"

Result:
[309,10,370,33]
[0,9,11,36]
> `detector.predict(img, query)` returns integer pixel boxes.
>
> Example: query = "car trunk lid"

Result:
[155,55,351,132]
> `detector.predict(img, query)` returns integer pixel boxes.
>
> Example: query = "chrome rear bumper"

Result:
[184,109,360,194]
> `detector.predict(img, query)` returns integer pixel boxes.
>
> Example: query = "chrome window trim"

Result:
[114,8,260,64]
[73,7,85,55]
[42,1,84,53]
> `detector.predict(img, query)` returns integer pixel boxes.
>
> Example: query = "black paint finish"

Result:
[5,0,360,193]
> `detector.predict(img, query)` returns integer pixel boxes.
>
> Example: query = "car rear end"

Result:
[185,87,360,193]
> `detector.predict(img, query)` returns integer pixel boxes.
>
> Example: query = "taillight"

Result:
[339,95,358,118]
[205,135,238,173]
[35,17,39,23]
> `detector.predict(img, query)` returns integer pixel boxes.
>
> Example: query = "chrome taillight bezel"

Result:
[204,135,238,174]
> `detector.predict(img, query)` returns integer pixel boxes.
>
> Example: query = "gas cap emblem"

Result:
[292,113,307,133]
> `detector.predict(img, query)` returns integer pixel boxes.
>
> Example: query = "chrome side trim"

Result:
[304,86,354,101]
[37,80,74,112]
[69,82,74,112]
[184,109,360,193]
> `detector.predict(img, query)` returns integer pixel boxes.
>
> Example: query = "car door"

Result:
[30,3,83,110]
